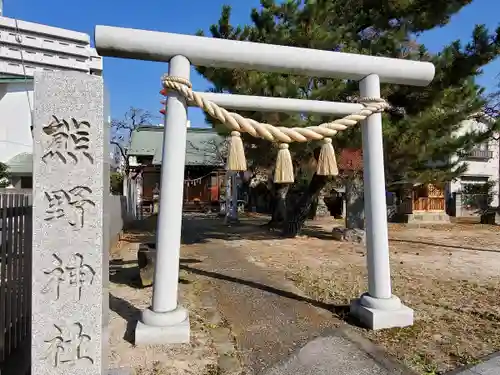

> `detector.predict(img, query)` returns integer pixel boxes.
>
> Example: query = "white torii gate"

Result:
[94,25,435,345]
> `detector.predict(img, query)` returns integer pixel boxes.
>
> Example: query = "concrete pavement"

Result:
[447,352,500,375]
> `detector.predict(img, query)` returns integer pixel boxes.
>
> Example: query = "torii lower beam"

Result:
[159,93,365,116]
[193,93,365,116]
[94,25,434,344]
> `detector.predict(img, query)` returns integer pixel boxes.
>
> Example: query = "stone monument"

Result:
[31,71,109,375]
[314,188,330,218]
[332,176,366,244]
[345,177,365,230]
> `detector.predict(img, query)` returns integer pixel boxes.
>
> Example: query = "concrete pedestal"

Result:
[350,294,413,330]
[135,307,190,345]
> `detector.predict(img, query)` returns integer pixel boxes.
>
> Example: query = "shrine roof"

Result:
[128,126,225,167]
[0,74,34,84]
[5,152,33,175]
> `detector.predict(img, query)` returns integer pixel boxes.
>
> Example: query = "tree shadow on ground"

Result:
[389,238,500,253]
[110,259,142,287]
[109,293,140,344]
[108,258,202,345]
[181,214,338,245]
[180,263,363,328]
[110,258,195,288]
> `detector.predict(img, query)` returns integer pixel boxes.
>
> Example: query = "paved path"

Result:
[261,335,405,375]
[448,353,500,375]
[181,216,500,375]
[181,217,416,375]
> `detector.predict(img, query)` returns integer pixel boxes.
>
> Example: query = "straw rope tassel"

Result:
[160,76,390,178]
[274,143,294,183]
[316,138,338,176]
[227,131,247,171]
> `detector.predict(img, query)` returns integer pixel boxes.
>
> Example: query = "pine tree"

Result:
[0,162,9,188]
[197,0,500,236]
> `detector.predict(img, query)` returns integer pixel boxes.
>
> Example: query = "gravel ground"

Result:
[108,222,243,375]
[232,217,500,374]
[107,214,500,375]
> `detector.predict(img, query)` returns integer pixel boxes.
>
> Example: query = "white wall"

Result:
[0,81,34,163]
[0,15,103,164]
[109,143,126,173]
[448,119,499,207]
[108,195,129,245]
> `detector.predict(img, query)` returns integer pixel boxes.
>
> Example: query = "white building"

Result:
[447,117,499,212]
[0,16,102,170]
[110,144,127,174]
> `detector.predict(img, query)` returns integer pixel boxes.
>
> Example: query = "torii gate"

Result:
[94,24,434,345]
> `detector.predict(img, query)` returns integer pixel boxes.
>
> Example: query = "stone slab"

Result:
[134,316,190,345]
[108,368,133,375]
[262,335,394,375]
[350,299,413,330]
[452,370,478,375]
[467,354,500,375]
[449,352,500,375]
[31,71,108,375]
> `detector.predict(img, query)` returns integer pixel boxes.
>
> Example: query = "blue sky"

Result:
[5,0,500,128]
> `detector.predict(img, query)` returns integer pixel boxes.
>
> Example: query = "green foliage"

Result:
[461,179,497,210]
[0,162,9,188]
[196,0,500,186]
[110,172,124,195]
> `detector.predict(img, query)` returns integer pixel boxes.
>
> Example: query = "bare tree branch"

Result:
[110,141,127,162]
[111,107,159,174]
[111,107,157,143]
[485,91,500,121]
[186,138,228,166]
[482,73,500,140]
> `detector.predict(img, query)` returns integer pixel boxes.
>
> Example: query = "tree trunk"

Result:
[265,183,290,228]
[345,176,365,229]
[308,197,318,219]
[309,188,329,220]
[282,173,329,237]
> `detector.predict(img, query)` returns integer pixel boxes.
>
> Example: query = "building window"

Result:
[20,176,33,189]
[466,142,492,160]
[475,142,489,151]
[460,176,491,210]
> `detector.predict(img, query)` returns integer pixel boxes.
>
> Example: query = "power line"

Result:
[13,18,35,134]
[0,140,32,147]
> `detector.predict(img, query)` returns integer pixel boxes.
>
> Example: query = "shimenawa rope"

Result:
[161,75,389,183]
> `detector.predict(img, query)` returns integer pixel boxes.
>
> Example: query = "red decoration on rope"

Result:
[159,89,167,115]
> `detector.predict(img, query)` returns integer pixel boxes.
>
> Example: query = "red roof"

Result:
[337,148,363,171]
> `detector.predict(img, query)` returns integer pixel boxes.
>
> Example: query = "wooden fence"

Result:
[0,192,32,375]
